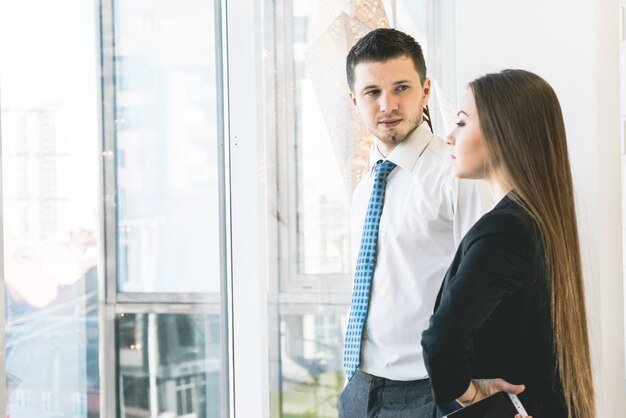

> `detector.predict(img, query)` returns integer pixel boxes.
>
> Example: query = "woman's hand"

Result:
[473,378,525,398]
[457,378,526,407]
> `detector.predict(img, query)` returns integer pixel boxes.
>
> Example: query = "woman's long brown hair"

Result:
[470,69,595,418]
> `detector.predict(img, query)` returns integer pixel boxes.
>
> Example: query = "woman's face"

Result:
[446,89,490,179]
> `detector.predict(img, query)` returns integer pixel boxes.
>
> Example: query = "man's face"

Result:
[349,56,430,150]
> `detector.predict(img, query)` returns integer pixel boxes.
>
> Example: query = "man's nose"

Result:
[378,91,398,113]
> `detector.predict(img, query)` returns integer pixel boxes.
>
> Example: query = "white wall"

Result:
[455,0,625,416]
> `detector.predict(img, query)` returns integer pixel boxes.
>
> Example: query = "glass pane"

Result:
[0,0,101,417]
[113,0,220,293]
[116,313,222,418]
[293,0,353,276]
[279,313,345,418]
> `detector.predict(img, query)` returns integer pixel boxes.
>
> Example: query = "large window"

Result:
[1,1,459,417]
[2,0,228,417]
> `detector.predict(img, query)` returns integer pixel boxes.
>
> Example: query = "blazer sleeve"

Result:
[421,210,534,403]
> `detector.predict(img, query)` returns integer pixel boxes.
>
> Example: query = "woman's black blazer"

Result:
[422,195,567,418]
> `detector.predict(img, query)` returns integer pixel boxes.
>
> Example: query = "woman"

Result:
[421,69,595,418]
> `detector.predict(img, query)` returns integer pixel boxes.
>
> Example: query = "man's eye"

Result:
[365,90,380,96]
[396,85,409,92]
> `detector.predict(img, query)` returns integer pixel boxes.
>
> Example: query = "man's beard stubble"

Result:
[375,116,422,145]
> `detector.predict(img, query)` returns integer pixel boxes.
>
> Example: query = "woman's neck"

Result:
[485,175,512,202]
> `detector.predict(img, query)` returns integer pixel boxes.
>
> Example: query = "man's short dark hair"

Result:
[346,28,427,92]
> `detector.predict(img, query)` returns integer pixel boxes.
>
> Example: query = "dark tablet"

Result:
[443,392,528,418]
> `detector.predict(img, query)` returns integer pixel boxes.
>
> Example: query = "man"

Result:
[339,28,489,417]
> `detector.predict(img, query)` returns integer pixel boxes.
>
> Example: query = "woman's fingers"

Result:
[494,378,525,394]
[473,378,525,397]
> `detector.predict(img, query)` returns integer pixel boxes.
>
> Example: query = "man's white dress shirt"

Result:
[351,122,490,381]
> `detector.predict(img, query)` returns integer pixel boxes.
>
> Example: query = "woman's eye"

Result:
[455,120,465,127]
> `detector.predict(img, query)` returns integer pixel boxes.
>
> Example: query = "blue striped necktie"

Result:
[343,159,396,380]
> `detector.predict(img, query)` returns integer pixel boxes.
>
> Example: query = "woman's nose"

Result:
[446,132,455,146]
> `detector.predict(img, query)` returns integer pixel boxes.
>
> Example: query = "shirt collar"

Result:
[367,122,433,176]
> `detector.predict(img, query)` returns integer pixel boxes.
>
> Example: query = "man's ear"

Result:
[348,91,358,109]
[422,78,432,105]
